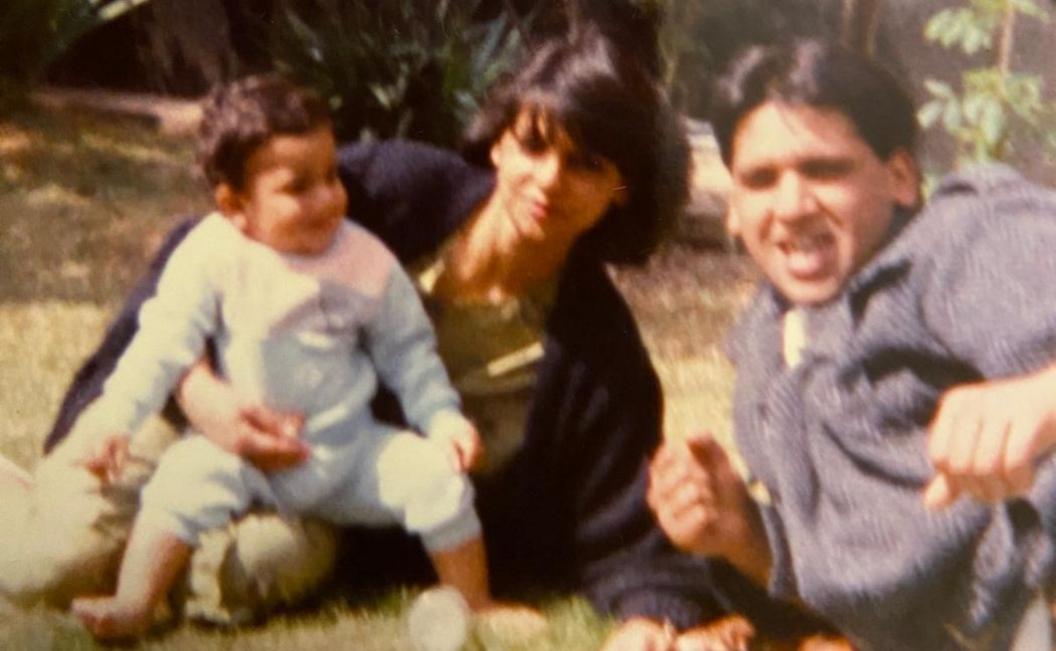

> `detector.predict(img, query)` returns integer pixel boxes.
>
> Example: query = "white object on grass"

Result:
[407,586,471,651]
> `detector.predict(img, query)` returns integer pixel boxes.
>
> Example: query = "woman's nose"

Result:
[533,152,564,193]
[773,172,817,223]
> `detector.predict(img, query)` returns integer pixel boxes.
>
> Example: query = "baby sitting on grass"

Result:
[70,74,500,640]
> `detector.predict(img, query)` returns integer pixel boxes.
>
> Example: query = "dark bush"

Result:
[0,0,149,90]
[660,0,842,116]
[246,0,534,146]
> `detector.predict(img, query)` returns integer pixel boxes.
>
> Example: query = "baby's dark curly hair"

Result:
[197,74,330,190]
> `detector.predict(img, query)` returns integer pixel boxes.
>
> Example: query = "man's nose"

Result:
[773,172,817,222]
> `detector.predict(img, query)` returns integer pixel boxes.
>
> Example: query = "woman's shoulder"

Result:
[336,139,492,203]
[337,139,469,172]
[336,139,494,265]
[547,257,649,364]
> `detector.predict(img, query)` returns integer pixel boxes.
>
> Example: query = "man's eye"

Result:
[802,159,852,179]
[739,169,776,189]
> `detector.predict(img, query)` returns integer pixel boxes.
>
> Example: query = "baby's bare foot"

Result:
[676,614,755,651]
[71,596,152,640]
[795,633,856,651]
[476,601,548,636]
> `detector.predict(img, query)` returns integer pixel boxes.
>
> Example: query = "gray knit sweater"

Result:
[728,165,1056,650]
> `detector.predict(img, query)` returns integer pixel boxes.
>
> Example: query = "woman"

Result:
[17,27,796,650]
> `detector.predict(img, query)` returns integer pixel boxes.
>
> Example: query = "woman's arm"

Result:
[175,358,307,472]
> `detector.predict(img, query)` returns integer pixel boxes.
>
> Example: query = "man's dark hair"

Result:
[462,25,689,265]
[711,39,918,167]
[198,73,331,190]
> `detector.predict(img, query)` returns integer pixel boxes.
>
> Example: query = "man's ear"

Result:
[214,183,249,232]
[885,148,922,211]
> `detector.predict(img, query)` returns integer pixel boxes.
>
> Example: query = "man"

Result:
[649,39,1056,650]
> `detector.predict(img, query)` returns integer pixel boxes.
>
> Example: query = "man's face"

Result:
[728,102,918,305]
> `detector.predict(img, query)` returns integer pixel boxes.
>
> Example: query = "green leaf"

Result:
[924,9,957,42]
[963,92,986,124]
[943,100,964,132]
[1012,0,1051,21]
[979,100,1006,147]
[961,26,992,55]
[95,0,151,23]
[924,79,955,99]
[918,101,945,128]
[938,16,965,48]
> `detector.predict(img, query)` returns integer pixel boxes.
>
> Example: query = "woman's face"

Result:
[489,108,625,245]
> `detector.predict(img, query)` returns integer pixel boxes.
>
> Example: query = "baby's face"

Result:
[229,125,347,255]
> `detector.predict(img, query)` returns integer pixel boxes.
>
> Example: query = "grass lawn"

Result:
[0,104,755,649]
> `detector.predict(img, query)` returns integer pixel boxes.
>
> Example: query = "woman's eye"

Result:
[569,151,605,172]
[518,131,547,154]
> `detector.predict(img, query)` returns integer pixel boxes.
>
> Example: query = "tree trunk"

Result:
[841,0,883,57]
[997,0,1016,75]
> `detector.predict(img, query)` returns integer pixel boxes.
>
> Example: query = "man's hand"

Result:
[925,366,1056,508]
[428,411,482,472]
[177,357,308,472]
[82,432,130,486]
[647,434,771,585]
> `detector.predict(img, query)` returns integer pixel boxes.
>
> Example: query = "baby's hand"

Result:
[428,411,482,473]
[82,432,130,486]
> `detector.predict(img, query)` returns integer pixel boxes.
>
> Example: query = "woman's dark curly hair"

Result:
[197,73,331,190]
[462,26,689,265]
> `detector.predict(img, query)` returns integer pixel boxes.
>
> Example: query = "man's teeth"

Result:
[786,234,827,252]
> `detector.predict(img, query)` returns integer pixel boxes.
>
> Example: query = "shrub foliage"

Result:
[0,0,149,88]
[248,0,532,146]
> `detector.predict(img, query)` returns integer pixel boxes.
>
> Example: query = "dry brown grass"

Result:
[612,242,757,475]
[0,105,207,470]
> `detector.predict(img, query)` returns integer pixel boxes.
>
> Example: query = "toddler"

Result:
[70,74,494,639]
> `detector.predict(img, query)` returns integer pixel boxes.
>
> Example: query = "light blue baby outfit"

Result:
[79,214,479,552]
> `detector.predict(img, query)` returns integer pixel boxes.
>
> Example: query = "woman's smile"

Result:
[525,195,556,223]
